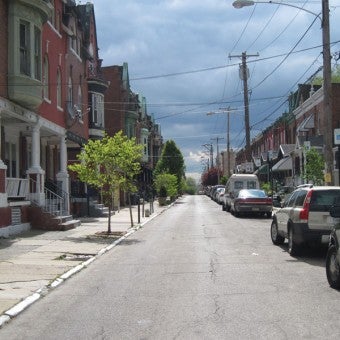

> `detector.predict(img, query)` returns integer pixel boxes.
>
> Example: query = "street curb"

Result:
[0,204,172,329]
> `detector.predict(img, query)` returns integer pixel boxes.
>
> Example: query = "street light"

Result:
[232,0,333,184]
[232,0,321,18]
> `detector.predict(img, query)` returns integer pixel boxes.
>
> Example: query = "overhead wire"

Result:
[250,14,319,91]
[258,0,310,52]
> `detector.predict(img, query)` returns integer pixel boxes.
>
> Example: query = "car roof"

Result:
[296,186,340,190]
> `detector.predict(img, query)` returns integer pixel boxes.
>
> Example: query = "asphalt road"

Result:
[1,195,340,339]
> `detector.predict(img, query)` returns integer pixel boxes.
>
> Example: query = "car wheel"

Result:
[288,226,300,256]
[222,204,226,211]
[326,245,340,289]
[266,212,272,218]
[226,204,230,212]
[271,220,285,245]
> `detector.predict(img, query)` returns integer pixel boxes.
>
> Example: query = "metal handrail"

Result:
[29,178,65,216]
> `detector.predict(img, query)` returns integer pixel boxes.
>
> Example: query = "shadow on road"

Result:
[280,243,327,268]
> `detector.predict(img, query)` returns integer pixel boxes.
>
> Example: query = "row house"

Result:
[0,0,162,236]
[0,0,106,236]
[103,64,163,203]
[234,82,340,189]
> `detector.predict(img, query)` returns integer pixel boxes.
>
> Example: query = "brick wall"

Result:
[102,66,125,137]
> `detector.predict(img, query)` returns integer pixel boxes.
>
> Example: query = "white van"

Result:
[222,174,260,211]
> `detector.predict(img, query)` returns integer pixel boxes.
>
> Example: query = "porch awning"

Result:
[254,163,268,175]
[297,114,314,133]
[272,157,292,172]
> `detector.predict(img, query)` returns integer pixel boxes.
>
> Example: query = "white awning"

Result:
[297,114,314,133]
[272,157,292,172]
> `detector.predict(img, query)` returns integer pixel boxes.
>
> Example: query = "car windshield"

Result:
[238,189,267,198]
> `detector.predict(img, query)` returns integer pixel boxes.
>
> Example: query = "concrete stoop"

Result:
[89,201,109,217]
[56,215,81,231]
[28,206,80,231]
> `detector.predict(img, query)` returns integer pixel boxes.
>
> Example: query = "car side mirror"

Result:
[330,205,340,218]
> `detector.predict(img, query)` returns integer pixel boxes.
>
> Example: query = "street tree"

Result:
[201,167,222,186]
[183,177,197,195]
[154,140,185,193]
[303,147,324,185]
[154,173,178,204]
[68,131,143,232]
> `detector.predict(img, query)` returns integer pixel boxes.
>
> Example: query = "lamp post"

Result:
[232,0,333,184]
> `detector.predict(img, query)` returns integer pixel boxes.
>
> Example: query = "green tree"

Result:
[154,140,185,193]
[303,147,324,185]
[68,132,143,232]
[154,173,178,203]
[183,177,197,195]
[313,65,340,84]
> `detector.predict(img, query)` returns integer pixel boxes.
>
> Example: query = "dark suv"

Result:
[326,205,340,289]
[270,185,340,256]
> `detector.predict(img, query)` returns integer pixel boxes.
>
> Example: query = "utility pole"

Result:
[208,108,236,177]
[229,52,259,162]
[211,136,224,184]
[218,107,237,177]
[322,0,333,184]
[202,143,213,169]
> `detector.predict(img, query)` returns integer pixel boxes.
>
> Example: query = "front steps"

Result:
[28,206,81,231]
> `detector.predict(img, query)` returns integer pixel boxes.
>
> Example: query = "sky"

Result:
[88,0,340,181]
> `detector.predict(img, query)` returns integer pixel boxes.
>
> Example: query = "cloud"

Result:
[92,0,340,175]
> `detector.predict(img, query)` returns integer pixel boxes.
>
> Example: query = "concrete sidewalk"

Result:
[0,201,168,327]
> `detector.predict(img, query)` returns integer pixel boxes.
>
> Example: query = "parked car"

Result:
[326,204,340,289]
[230,189,272,218]
[222,174,260,211]
[270,185,340,256]
[210,185,224,201]
[216,187,225,204]
[272,186,295,207]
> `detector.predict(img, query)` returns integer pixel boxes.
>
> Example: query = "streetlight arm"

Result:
[232,0,321,20]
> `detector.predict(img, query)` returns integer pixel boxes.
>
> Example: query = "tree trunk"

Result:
[128,193,133,228]
[107,192,113,234]
[107,202,112,234]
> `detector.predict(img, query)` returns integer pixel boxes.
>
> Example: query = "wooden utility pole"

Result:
[322,0,333,184]
[218,107,237,177]
[229,52,259,162]
[211,137,224,184]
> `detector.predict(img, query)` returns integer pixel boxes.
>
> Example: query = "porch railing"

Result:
[6,177,72,217]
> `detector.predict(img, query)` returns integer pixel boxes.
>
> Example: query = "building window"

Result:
[69,20,77,52]
[43,56,49,100]
[48,0,55,26]
[67,76,73,105]
[5,142,17,178]
[91,93,104,127]
[57,67,62,108]
[77,85,83,120]
[34,27,41,80]
[19,21,41,80]
[55,10,60,32]
[19,20,30,76]
[144,137,148,156]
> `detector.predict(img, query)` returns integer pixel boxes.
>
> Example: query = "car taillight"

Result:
[299,190,313,221]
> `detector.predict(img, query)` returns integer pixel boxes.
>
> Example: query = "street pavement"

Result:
[0,200,169,328]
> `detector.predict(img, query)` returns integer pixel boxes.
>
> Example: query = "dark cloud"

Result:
[92,0,340,176]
